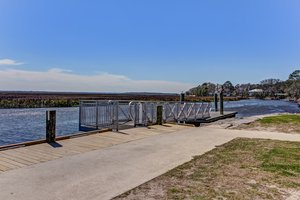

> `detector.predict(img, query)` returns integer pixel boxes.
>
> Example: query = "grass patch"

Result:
[260,145,300,176]
[237,114,300,134]
[258,114,300,125]
[114,138,300,200]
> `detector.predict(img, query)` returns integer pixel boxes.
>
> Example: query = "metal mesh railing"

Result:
[79,100,211,131]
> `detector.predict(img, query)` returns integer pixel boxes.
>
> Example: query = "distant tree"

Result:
[288,70,300,81]
[260,78,281,85]
[188,82,216,96]
[285,80,300,98]
[205,82,216,95]
[259,79,282,97]
[236,83,252,97]
[186,69,300,99]
[222,81,234,96]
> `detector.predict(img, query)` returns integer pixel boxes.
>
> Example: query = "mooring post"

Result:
[180,92,185,104]
[46,110,56,143]
[156,105,163,125]
[78,101,82,131]
[214,93,218,112]
[220,91,224,115]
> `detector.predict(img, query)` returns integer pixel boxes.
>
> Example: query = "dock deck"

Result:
[0,111,237,173]
[0,124,188,173]
[185,111,237,125]
[199,111,237,122]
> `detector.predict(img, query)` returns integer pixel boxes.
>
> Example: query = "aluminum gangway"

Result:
[79,100,211,131]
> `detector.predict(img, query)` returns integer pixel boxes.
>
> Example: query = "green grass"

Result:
[260,145,300,176]
[258,114,300,125]
[114,138,300,200]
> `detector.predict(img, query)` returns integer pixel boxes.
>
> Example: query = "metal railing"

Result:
[79,100,211,131]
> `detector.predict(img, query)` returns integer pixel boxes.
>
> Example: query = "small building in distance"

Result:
[249,89,263,96]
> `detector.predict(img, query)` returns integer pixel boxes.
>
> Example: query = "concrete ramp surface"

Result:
[1,126,300,200]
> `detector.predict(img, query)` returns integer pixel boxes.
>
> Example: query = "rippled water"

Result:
[0,107,79,146]
[223,99,300,117]
[1,99,300,146]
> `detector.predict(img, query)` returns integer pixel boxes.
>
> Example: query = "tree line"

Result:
[0,99,79,108]
[187,70,300,100]
[0,94,180,108]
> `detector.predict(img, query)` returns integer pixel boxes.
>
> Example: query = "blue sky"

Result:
[0,0,300,92]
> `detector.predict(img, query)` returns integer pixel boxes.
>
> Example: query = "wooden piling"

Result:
[156,105,163,125]
[220,92,224,115]
[46,110,56,143]
[180,93,185,103]
[214,93,218,111]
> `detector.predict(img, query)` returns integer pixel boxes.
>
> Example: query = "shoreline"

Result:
[205,112,299,129]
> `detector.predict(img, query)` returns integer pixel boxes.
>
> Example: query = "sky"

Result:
[0,0,300,93]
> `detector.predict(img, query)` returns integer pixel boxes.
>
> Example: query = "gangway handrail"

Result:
[79,100,212,131]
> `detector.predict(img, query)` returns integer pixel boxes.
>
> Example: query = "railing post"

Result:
[151,103,154,124]
[46,110,56,143]
[134,103,138,127]
[176,103,180,122]
[139,103,143,125]
[114,101,119,132]
[143,103,147,126]
[220,91,224,115]
[157,105,163,125]
[95,101,99,129]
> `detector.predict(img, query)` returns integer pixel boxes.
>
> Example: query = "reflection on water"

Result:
[0,107,79,146]
[0,99,300,146]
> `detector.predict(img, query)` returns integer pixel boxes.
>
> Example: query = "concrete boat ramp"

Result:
[1,123,300,200]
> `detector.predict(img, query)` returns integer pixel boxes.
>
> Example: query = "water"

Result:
[0,99,300,146]
[223,99,300,117]
[0,107,79,146]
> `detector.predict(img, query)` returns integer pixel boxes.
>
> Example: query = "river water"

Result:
[223,99,300,117]
[0,99,300,146]
[0,107,79,146]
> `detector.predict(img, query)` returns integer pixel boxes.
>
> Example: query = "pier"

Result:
[0,100,237,151]
[1,125,300,200]
[0,100,240,200]
[0,124,188,172]
[79,100,211,131]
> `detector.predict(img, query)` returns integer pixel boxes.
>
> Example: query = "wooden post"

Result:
[220,91,224,115]
[46,110,56,143]
[156,105,163,125]
[180,93,185,103]
[214,93,218,112]
[79,101,82,131]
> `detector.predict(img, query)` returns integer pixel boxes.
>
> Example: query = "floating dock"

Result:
[185,111,237,126]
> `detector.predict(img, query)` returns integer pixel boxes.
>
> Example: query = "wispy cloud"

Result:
[0,68,193,93]
[0,59,23,66]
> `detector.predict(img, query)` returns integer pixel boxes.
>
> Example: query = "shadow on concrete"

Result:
[48,142,63,148]
[114,131,130,135]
